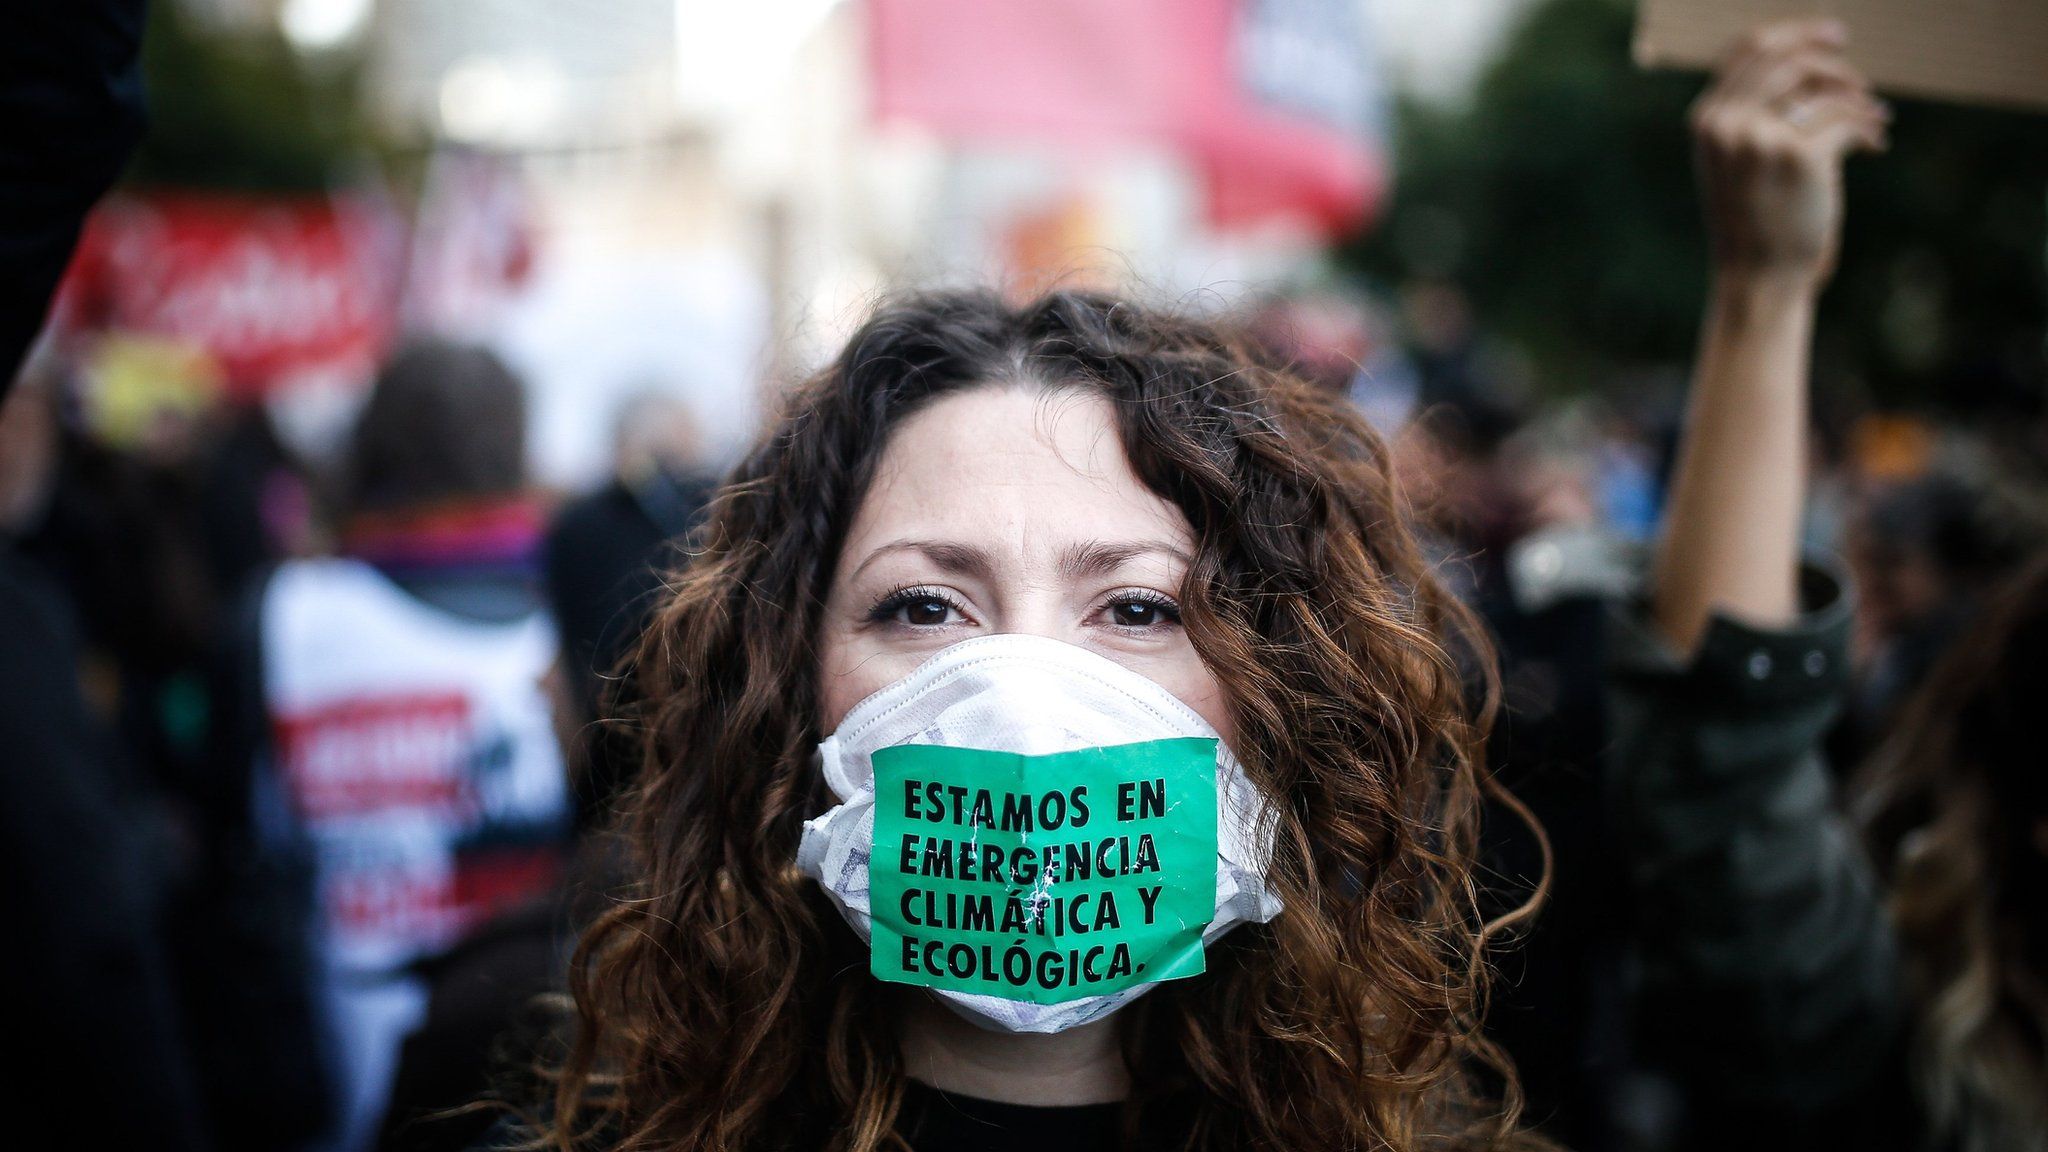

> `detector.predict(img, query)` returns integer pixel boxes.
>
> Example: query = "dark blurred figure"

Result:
[1342,328,1633,1150]
[13,349,332,1152]
[0,0,145,393]
[226,342,573,1152]
[1454,422,1633,1152]
[1473,417,1644,1152]
[1840,473,2030,767]
[376,394,711,1152]
[14,364,334,1152]
[0,367,209,1151]
[543,390,713,815]
[32,384,231,790]
[0,2,214,1144]
[1854,554,2048,1151]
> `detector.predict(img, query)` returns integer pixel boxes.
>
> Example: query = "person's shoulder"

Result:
[259,555,393,639]
[264,554,380,602]
[546,482,642,545]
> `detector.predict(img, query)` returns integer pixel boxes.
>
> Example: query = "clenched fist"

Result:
[1692,20,1889,288]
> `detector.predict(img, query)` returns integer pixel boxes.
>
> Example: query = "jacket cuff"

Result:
[1608,562,1853,710]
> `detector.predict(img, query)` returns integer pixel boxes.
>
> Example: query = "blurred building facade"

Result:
[349,0,1404,482]
[67,0,1532,488]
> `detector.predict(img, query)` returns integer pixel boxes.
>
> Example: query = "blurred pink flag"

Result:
[867,0,1386,235]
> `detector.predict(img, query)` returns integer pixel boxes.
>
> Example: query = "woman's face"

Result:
[816,386,1231,741]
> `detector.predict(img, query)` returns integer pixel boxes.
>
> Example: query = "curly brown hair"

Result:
[543,290,1547,1150]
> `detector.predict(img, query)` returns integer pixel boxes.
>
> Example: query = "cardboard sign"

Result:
[1635,0,2048,113]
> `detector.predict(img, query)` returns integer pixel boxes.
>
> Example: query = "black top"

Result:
[542,468,712,826]
[467,1082,1128,1152]
[900,1081,1122,1152]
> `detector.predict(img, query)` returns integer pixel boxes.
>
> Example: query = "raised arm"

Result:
[1651,19,1887,653]
[1610,24,1916,1136]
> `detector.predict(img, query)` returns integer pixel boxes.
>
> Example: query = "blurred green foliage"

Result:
[129,1,370,191]
[1345,0,2048,410]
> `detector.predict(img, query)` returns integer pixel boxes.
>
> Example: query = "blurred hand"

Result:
[1692,20,1889,288]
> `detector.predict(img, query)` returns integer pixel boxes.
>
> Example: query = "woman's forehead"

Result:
[841,387,1194,566]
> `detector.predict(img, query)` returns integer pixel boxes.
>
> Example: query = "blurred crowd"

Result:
[1,333,714,1152]
[9,261,2047,1152]
[6,2,2048,1152]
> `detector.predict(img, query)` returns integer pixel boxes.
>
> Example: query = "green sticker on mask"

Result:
[868,736,1219,1004]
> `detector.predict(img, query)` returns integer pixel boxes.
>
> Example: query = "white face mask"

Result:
[797,634,1283,1034]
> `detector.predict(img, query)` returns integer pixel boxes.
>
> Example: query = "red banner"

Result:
[866,0,1385,235]
[1184,0,1388,233]
[275,691,475,820]
[55,192,400,400]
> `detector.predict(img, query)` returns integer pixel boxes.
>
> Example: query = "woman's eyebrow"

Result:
[847,538,1190,583]
[1057,540,1192,578]
[849,540,995,582]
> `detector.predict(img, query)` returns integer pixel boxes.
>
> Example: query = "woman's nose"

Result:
[984,587,1076,645]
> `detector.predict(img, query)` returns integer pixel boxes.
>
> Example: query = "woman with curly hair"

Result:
[521,285,1549,1152]
[468,17,1915,1150]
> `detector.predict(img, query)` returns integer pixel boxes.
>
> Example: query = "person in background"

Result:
[544,389,715,821]
[242,342,573,1152]
[0,4,337,1144]
[373,392,711,1152]
[1839,472,2023,763]
[1459,409,1632,1152]
[1,365,209,1151]
[31,360,232,804]
[1376,322,1635,1146]
[25,303,340,1152]
[1612,18,2046,1152]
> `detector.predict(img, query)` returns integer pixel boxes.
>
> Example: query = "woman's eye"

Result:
[901,597,953,626]
[1104,595,1180,629]
[870,588,966,628]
